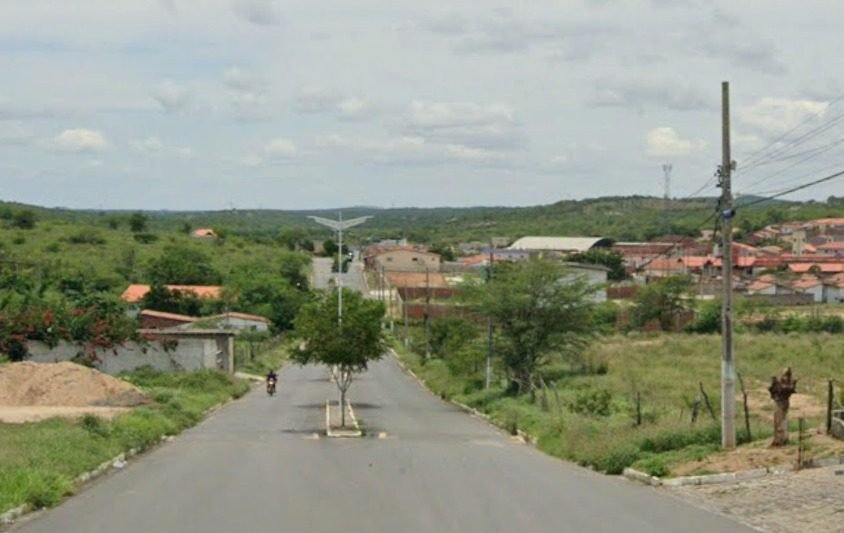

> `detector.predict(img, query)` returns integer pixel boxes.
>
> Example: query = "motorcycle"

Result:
[266,376,277,396]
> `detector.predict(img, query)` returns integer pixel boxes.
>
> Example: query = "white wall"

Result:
[563,266,608,303]
[27,338,226,375]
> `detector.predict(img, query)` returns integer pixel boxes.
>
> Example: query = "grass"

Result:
[392,330,844,476]
[0,368,249,515]
[235,339,288,376]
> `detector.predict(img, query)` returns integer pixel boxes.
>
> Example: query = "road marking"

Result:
[304,433,320,440]
[377,432,392,439]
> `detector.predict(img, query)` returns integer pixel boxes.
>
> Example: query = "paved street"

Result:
[312,257,368,293]
[13,356,750,533]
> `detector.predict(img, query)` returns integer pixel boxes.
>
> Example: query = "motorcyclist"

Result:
[266,370,278,393]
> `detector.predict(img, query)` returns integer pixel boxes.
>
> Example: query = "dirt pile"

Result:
[0,362,149,408]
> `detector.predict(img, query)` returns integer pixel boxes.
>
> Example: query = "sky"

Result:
[1,0,843,210]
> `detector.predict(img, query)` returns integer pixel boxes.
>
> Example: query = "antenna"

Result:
[662,163,672,235]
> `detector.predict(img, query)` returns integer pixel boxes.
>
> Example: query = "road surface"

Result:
[14,358,750,533]
[312,257,368,293]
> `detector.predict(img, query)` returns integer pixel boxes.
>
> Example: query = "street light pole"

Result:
[307,214,373,327]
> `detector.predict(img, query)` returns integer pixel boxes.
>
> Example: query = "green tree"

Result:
[141,284,203,316]
[631,275,693,331]
[227,271,308,331]
[322,239,338,257]
[147,245,221,285]
[568,249,627,281]
[465,260,596,395]
[429,243,455,262]
[181,221,192,234]
[291,290,386,426]
[11,210,36,230]
[129,212,148,232]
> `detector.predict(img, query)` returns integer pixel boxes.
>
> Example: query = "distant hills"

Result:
[2,195,842,244]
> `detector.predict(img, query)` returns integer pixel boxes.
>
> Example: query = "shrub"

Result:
[569,388,612,417]
[637,455,670,477]
[80,414,111,438]
[66,231,106,245]
[133,233,159,244]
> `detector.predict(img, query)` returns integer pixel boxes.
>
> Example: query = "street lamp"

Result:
[307,213,372,326]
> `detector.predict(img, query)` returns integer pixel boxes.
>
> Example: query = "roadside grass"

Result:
[235,340,288,376]
[392,331,844,477]
[0,369,249,515]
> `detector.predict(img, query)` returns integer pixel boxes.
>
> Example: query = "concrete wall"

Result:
[216,316,269,332]
[27,336,229,375]
[374,250,441,273]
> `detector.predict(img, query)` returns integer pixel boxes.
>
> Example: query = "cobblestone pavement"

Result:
[668,464,844,532]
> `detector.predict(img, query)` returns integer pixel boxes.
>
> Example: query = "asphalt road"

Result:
[14,358,751,533]
[311,257,368,293]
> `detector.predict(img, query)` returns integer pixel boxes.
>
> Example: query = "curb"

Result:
[624,454,844,488]
[325,399,362,438]
[390,349,537,446]
[0,393,238,529]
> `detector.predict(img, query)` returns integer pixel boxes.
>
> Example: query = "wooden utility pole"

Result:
[485,241,494,389]
[424,266,431,359]
[719,81,737,449]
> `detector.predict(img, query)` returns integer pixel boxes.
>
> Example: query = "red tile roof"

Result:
[789,263,844,274]
[139,309,198,322]
[792,275,823,290]
[121,284,223,303]
[192,228,217,238]
[817,242,844,251]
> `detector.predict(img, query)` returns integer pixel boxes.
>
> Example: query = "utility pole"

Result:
[718,81,736,449]
[485,241,494,389]
[424,265,431,359]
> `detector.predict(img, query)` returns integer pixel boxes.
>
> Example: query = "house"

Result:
[746,275,795,297]
[206,312,270,332]
[823,274,844,304]
[791,274,825,303]
[191,228,217,239]
[563,262,609,303]
[508,236,612,256]
[816,242,844,257]
[121,284,223,304]
[139,310,198,329]
[371,249,441,273]
[813,218,844,234]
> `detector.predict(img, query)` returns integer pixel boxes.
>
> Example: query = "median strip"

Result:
[325,399,362,438]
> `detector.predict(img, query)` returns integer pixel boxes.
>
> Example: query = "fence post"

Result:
[828,380,834,435]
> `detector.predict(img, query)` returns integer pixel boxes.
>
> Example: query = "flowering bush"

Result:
[0,303,138,362]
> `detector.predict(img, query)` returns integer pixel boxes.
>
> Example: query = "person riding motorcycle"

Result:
[266,370,278,395]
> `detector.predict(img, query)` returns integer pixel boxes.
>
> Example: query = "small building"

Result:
[791,274,825,303]
[121,284,223,304]
[206,312,270,332]
[139,309,197,329]
[372,249,441,273]
[508,236,612,256]
[563,262,609,303]
[191,228,218,239]
[824,274,844,304]
[816,242,844,257]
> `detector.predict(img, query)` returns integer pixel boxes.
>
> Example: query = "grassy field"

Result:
[235,339,289,376]
[0,369,250,515]
[393,331,844,477]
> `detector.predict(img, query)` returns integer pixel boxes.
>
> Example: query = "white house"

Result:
[824,275,844,304]
[562,262,610,303]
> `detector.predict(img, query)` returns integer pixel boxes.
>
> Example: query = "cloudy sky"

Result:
[1,0,843,210]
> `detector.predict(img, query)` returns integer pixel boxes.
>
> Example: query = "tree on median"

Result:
[291,289,386,427]
[464,259,596,395]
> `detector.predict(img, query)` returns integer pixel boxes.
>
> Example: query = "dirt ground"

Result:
[672,431,844,476]
[0,361,148,423]
[0,406,131,423]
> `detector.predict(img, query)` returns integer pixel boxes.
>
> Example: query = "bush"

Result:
[637,455,670,477]
[569,388,612,417]
[133,233,159,244]
[66,231,106,245]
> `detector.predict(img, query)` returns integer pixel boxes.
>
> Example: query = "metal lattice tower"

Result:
[662,163,672,235]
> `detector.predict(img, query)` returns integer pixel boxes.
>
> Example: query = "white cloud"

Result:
[337,97,367,120]
[233,0,280,26]
[405,101,522,149]
[646,127,704,158]
[174,146,195,158]
[153,80,190,112]
[130,136,165,155]
[53,129,108,153]
[263,138,297,158]
[0,120,32,145]
[738,97,829,136]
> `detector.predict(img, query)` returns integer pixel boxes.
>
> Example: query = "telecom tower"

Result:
[662,163,672,236]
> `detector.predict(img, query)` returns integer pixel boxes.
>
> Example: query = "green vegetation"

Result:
[394,330,844,476]
[292,289,386,426]
[0,368,249,515]
[235,335,288,376]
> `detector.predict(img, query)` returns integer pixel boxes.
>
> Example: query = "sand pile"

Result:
[0,362,149,408]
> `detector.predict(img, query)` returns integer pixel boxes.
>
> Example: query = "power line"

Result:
[634,207,719,273]
[735,93,844,174]
[739,168,844,209]
[738,134,844,193]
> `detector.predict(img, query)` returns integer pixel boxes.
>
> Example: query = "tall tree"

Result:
[567,249,626,281]
[128,212,148,233]
[147,245,221,285]
[631,275,693,331]
[291,289,386,426]
[465,260,596,395]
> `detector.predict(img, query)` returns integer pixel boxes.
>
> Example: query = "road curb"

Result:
[624,454,844,488]
[325,399,363,438]
[0,393,239,529]
[390,349,537,446]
